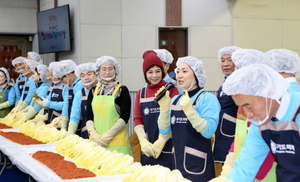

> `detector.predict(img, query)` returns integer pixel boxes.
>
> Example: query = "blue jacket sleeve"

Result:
[225,124,269,181]
[61,86,69,117]
[197,92,220,138]
[7,86,16,106]
[32,84,50,112]
[69,91,83,123]
[46,85,67,110]
[14,79,21,101]
[23,78,36,105]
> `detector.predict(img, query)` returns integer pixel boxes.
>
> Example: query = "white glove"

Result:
[36,97,49,108]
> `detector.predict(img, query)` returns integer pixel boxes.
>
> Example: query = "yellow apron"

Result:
[92,84,132,156]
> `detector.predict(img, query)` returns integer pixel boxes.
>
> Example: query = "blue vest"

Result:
[139,87,173,169]
[78,88,89,139]
[45,85,64,124]
[214,85,237,162]
[171,91,215,182]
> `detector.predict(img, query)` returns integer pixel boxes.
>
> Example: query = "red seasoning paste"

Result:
[0,131,44,145]
[0,123,11,129]
[32,151,96,179]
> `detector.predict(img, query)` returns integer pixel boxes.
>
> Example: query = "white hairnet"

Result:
[25,58,40,73]
[223,64,289,100]
[153,49,174,64]
[95,56,120,76]
[218,46,242,62]
[265,49,300,76]
[0,67,10,83]
[36,64,49,83]
[232,49,276,69]
[176,56,207,88]
[27,52,42,64]
[52,60,77,78]
[12,56,25,67]
[48,62,59,72]
[75,62,97,78]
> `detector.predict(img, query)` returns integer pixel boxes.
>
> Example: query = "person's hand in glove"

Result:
[46,116,61,128]
[155,87,171,131]
[180,91,207,133]
[23,106,38,120]
[86,120,104,146]
[134,125,154,157]
[220,152,234,177]
[59,116,69,129]
[0,101,11,110]
[152,132,172,159]
[100,118,126,147]
[35,97,49,108]
[67,121,79,136]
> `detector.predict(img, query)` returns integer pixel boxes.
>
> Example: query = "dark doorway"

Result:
[159,27,188,75]
[0,35,33,81]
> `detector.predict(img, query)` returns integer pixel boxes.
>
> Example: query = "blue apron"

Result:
[77,88,89,139]
[214,85,237,162]
[44,85,64,124]
[140,87,173,169]
[22,82,31,101]
[17,77,26,95]
[260,104,300,182]
[171,91,215,182]
[68,79,80,118]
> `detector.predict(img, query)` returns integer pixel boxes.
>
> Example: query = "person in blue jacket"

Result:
[213,46,241,164]
[18,64,51,120]
[11,56,27,105]
[34,62,68,124]
[45,60,84,130]
[210,64,300,182]
[266,48,300,93]
[67,62,98,138]
[13,58,40,112]
[0,68,16,118]
[156,56,220,182]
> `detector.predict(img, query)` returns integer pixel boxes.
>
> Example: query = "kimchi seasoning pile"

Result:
[32,151,96,179]
[0,131,44,145]
[0,123,11,129]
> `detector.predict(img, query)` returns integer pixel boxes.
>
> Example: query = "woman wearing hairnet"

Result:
[266,48,300,93]
[0,68,16,118]
[11,57,27,105]
[156,56,220,182]
[32,62,68,125]
[85,56,132,155]
[134,51,179,169]
[210,64,300,182]
[15,65,51,121]
[67,62,98,138]
[27,51,42,64]
[218,49,277,182]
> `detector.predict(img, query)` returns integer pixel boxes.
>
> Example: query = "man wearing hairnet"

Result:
[14,64,51,122]
[213,46,241,165]
[210,64,300,182]
[219,49,277,182]
[157,56,220,182]
[266,48,300,93]
[67,62,98,138]
[43,60,83,130]
[0,67,16,118]
[11,56,27,105]
[13,58,40,112]
[33,61,68,125]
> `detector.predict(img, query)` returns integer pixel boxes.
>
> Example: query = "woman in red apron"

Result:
[85,56,132,156]
[134,50,179,169]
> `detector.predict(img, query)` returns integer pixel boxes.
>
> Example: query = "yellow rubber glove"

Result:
[34,114,48,121]
[152,132,172,159]
[0,101,11,110]
[46,116,61,128]
[86,120,103,145]
[100,118,126,146]
[23,106,38,120]
[59,116,69,128]
[14,112,27,121]
[208,176,234,182]
[180,91,207,133]
[18,101,29,111]
[67,121,79,136]
[155,87,171,130]
[134,125,154,157]
[220,152,234,177]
